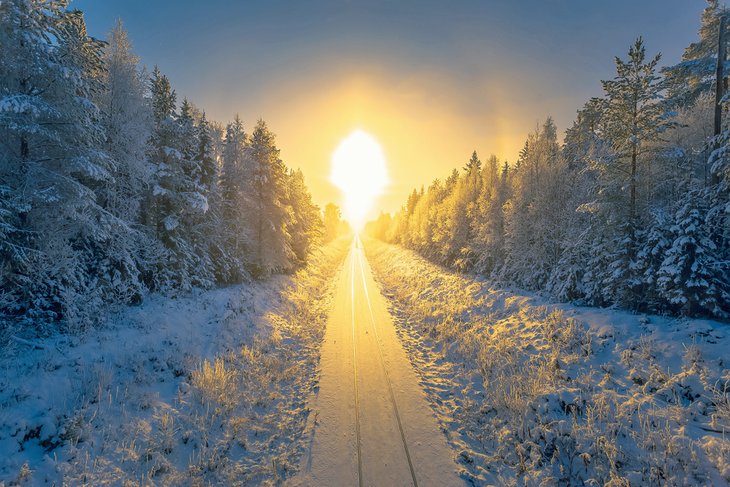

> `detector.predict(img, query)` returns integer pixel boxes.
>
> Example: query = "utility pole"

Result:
[715,14,726,137]
[713,13,727,186]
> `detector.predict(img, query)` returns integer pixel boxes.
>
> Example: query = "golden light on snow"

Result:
[330,130,389,230]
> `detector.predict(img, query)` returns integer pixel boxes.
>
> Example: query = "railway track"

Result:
[351,240,418,486]
[299,238,460,486]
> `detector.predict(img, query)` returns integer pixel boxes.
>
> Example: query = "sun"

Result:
[330,130,389,231]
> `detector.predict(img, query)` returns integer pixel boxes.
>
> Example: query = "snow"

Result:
[162,215,179,231]
[0,95,40,116]
[162,146,182,159]
[187,191,209,213]
[365,239,730,486]
[0,239,349,485]
[296,241,461,486]
[70,155,111,181]
[152,184,168,197]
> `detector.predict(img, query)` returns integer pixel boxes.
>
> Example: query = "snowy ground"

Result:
[0,238,349,486]
[364,239,730,486]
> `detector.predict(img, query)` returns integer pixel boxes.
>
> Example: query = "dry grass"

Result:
[191,357,237,412]
[365,238,730,486]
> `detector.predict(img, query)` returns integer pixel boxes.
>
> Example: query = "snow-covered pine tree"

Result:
[406,185,431,254]
[178,99,214,286]
[548,101,604,301]
[94,19,155,304]
[472,156,508,275]
[401,188,421,249]
[597,37,674,308]
[453,151,482,271]
[427,168,458,266]
[0,2,116,329]
[221,115,247,211]
[696,114,730,317]
[323,203,342,243]
[146,69,210,290]
[285,169,323,265]
[178,99,202,183]
[218,115,251,279]
[245,119,293,276]
[657,187,729,317]
[662,0,730,192]
[196,113,240,284]
[98,19,151,222]
[632,209,672,311]
[502,119,565,290]
[663,0,729,108]
[435,152,481,271]
[196,113,217,194]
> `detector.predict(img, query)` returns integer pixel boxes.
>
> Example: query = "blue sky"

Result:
[73,0,707,212]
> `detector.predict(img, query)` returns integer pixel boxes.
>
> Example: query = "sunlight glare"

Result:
[330,130,389,230]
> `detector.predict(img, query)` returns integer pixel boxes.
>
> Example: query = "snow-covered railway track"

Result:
[351,246,364,487]
[298,240,460,486]
[354,243,419,487]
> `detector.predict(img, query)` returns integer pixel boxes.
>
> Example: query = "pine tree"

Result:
[323,203,343,243]
[598,37,674,306]
[472,155,508,275]
[98,19,151,216]
[663,1,729,189]
[94,19,155,304]
[245,119,293,276]
[146,69,211,289]
[0,2,115,328]
[285,169,322,265]
[196,113,217,193]
[502,119,566,289]
[664,0,729,107]
[564,99,606,170]
[150,66,176,125]
[220,115,247,209]
[450,151,482,271]
[657,189,729,317]
[178,99,202,186]
[218,115,250,278]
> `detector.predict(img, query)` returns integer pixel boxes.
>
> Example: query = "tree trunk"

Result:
[257,182,263,274]
[629,143,637,258]
[624,83,640,306]
[20,137,28,162]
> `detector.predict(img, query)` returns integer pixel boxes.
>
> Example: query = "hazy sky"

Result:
[73,0,705,217]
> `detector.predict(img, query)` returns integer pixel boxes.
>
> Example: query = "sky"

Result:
[73,0,706,218]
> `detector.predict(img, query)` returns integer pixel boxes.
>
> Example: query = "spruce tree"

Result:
[323,203,342,243]
[0,2,114,328]
[245,119,292,276]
